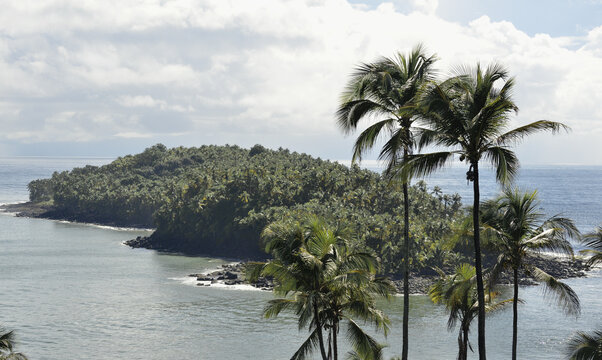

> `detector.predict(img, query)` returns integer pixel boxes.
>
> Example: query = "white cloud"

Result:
[0,0,600,163]
[411,0,439,15]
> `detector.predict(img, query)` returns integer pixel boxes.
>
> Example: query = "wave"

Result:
[45,219,154,232]
[0,200,28,207]
[169,276,263,291]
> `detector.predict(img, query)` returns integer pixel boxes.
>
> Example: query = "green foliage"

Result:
[248,216,395,360]
[580,226,602,267]
[483,188,581,316]
[565,329,602,360]
[0,326,28,360]
[28,144,463,267]
[429,264,511,360]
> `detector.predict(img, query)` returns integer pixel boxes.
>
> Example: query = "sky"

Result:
[0,0,601,165]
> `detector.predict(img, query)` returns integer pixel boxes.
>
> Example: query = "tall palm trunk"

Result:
[458,324,469,360]
[512,267,519,360]
[471,162,487,360]
[402,149,411,360]
[314,301,329,360]
[333,320,338,360]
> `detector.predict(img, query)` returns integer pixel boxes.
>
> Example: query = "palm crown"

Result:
[402,63,568,183]
[247,216,394,360]
[337,43,437,172]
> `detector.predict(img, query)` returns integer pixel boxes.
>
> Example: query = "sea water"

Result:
[0,157,600,359]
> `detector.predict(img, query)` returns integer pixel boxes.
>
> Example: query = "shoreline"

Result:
[0,201,154,231]
[3,201,593,295]
[186,255,593,295]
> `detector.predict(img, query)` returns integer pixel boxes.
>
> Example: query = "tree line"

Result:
[27,143,466,270]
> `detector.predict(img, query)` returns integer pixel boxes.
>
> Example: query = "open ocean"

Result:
[0,157,600,360]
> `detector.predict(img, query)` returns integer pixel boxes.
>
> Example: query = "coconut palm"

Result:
[336,44,437,360]
[565,329,602,360]
[400,63,569,359]
[0,327,27,360]
[429,264,511,360]
[482,188,581,360]
[247,216,395,360]
[580,226,602,267]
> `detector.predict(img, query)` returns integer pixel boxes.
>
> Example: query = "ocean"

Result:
[0,157,600,360]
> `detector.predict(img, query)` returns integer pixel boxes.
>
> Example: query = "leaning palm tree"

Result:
[336,44,437,360]
[429,264,511,360]
[482,188,581,360]
[247,216,395,360]
[565,329,602,360]
[580,226,602,267]
[400,63,569,360]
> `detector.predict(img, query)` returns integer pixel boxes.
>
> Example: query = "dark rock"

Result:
[224,271,237,280]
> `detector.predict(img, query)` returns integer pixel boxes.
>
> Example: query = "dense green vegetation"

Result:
[247,216,395,360]
[28,143,463,268]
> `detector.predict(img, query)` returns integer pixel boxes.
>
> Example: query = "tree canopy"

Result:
[28,143,464,270]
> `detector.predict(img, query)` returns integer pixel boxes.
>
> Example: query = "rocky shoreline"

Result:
[188,255,591,295]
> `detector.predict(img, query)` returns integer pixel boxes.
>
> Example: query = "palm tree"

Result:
[482,188,581,360]
[565,329,602,360]
[400,63,569,359]
[429,264,511,360]
[336,44,437,360]
[580,226,602,267]
[247,216,395,360]
[0,327,27,360]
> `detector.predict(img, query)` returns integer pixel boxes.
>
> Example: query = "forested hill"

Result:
[27,144,464,270]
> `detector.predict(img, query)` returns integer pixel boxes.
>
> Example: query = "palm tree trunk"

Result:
[314,302,328,360]
[327,330,332,360]
[472,162,487,360]
[457,328,465,360]
[458,325,469,360]
[512,267,519,360]
[333,320,338,360]
[402,178,410,360]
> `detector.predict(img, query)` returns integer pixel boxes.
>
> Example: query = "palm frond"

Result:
[528,266,581,316]
[351,118,398,163]
[290,327,321,360]
[523,228,574,256]
[482,146,519,185]
[0,330,15,352]
[346,319,384,360]
[397,151,456,183]
[565,329,602,360]
[484,298,516,314]
[581,227,602,250]
[264,298,299,319]
[336,100,391,134]
[496,120,570,146]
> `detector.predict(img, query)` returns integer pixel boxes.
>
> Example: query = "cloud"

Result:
[411,0,439,15]
[0,0,600,164]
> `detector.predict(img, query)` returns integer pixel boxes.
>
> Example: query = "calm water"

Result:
[0,157,600,359]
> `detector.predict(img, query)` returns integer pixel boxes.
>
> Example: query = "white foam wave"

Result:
[0,200,28,206]
[170,276,263,291]
[54,219,154,232]
[0,211,19,217]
